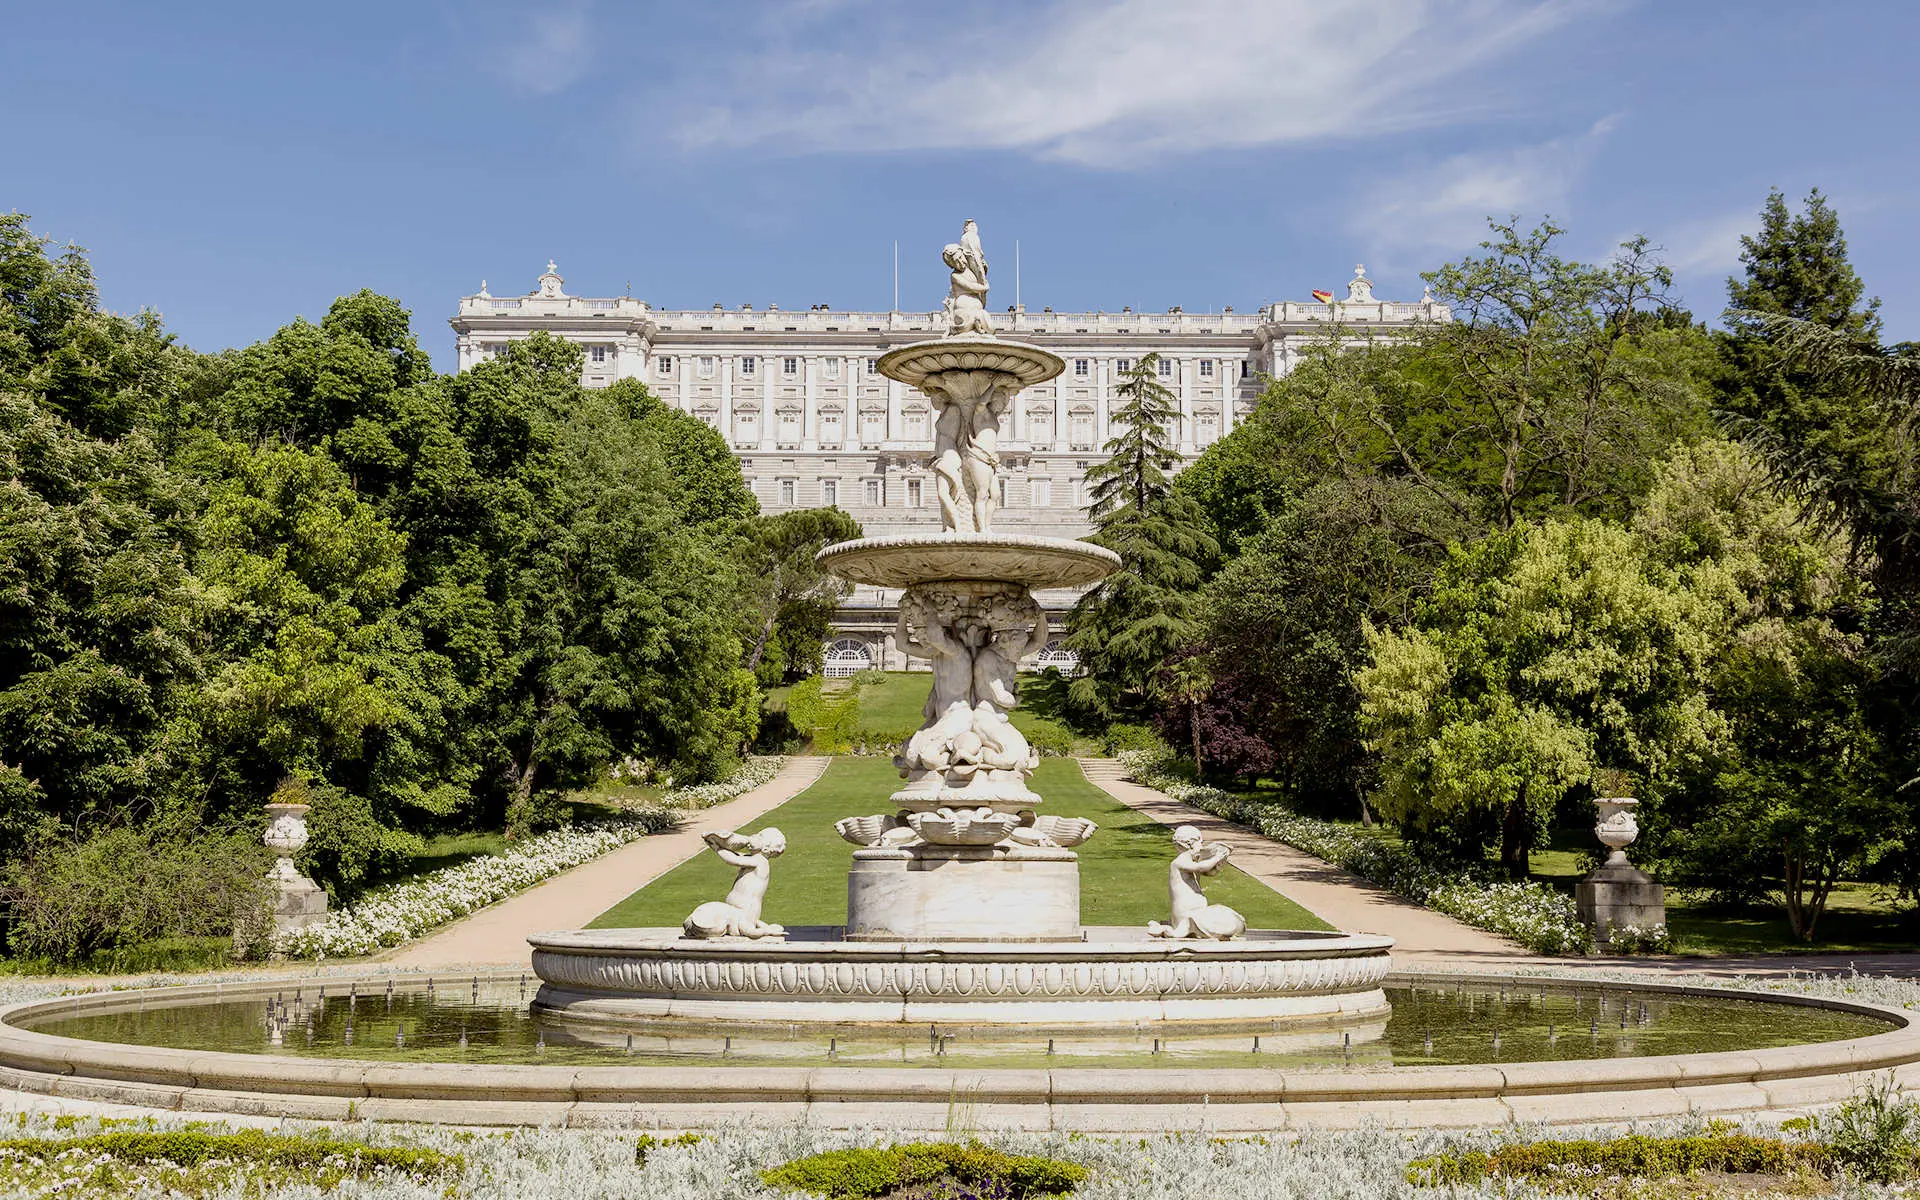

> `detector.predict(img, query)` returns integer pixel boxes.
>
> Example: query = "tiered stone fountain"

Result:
[527,223,1393,1028]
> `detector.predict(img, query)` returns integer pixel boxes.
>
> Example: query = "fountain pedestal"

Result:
[846,845,1080,941]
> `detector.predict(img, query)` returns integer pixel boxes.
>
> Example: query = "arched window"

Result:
[1036,639,1080,674]
[823,638,873,678]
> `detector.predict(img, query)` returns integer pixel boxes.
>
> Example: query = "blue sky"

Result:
[7,1,1918,370]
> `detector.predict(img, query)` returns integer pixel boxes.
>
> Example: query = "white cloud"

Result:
[1352,116,1619,267]
[663,0,1603,167]
[1656,209,1754,274]
[486,5,594,98]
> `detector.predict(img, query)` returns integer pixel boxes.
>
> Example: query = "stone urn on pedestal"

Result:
[1575,796,1665,950]
[262,801,328,937]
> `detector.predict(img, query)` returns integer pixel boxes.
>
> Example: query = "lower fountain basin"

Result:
[526,926,1393,1027]
[3,970,1913,1131]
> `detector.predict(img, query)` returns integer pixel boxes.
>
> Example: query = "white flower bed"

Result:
[277,757,785,959]
[658,755,783,809]
[1118,750,1593,955]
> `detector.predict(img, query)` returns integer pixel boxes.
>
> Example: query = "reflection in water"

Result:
[27,979,1888,1072]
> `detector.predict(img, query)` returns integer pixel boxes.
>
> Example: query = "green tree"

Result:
[737,506,862,684]
[0,214,199,441]
[1636,439,1894,939]
[1358,518,1723,876]
[1200,476,1474,819]
[0,394,207,847]
[1066,352,1219,719]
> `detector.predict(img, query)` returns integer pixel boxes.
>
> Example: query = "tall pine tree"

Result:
[1065,353,1218,719]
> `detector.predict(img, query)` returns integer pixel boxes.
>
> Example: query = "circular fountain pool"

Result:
[3,970,1915,1131]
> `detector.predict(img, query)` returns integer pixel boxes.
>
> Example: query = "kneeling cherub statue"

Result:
[682,828,787,940]
[1147,824,1246,940]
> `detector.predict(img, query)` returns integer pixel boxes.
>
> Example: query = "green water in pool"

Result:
[20,978,1891,1071]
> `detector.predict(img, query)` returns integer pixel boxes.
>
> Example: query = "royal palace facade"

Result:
[450,262,1447,673]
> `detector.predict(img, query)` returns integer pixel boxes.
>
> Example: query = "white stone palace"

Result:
[450,261,1447,671]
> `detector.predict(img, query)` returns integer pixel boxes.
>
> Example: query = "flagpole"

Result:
[1015,240,1021,310]
[892,241,898,312]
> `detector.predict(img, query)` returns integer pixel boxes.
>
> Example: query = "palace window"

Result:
[1199,359,1214,378]
[1157,357,1174,377]
[590,346,606,363]
[906,478,922,508]
[823,479,839,507]
[657,355,675,375]
[778,479,796,506]
[777,409,801,444]
[1197,411,1219,446]
[867,358,880,373]
[741,355,756,375]
[1031,479,1052,508]
[783,356,799,375]
[1073,358,1089,376]
[825,358,841,379]
[1240,360,1251,379]
[904,408,929,441]
[861,411,886,444]
[1070,412,1095,449]
[733,411,757,444]
[1028,408,1054,445]
[864,478,883,507]
[820,410,843,444]
[1116,358,1132,374]
[699,356,716,377]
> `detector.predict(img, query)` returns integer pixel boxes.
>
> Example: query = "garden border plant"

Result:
[1118,750,1593,954]
[278,757,784,958]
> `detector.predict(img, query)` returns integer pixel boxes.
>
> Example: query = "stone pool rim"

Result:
[2,969,1916,1131]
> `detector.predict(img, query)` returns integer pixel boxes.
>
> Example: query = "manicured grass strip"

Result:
[589,757,1328,930]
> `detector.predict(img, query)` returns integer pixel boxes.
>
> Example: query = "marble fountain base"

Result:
[526,926,1394,1029]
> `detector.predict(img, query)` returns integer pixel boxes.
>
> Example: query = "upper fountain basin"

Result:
[877,337,1065,388]
[817,533,1120,589]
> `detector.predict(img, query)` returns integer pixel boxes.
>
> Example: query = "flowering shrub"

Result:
[1605,922,1674,955]
[1118,751,1593,955]
[278,758,784,958]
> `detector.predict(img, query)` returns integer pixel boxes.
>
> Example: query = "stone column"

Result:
[1575,797,1666,950]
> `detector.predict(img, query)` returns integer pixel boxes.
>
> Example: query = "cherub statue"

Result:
[682,828,787,939]
[1146,825,1246,940]
[894,589,976,774]
[941,241,993,338]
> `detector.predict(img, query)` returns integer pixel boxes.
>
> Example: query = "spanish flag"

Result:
[1311,289,1334,303]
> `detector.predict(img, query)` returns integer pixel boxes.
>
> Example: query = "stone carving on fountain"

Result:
[1147,825,1247,941]
[681,829,787,941]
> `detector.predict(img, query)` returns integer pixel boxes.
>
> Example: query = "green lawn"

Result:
[828,671,1103,753]
[589,756,1329,931]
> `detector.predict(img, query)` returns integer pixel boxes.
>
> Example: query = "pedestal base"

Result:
[1576,859,1665,949]
[846,850,1079,941]
[271,870,329,935]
